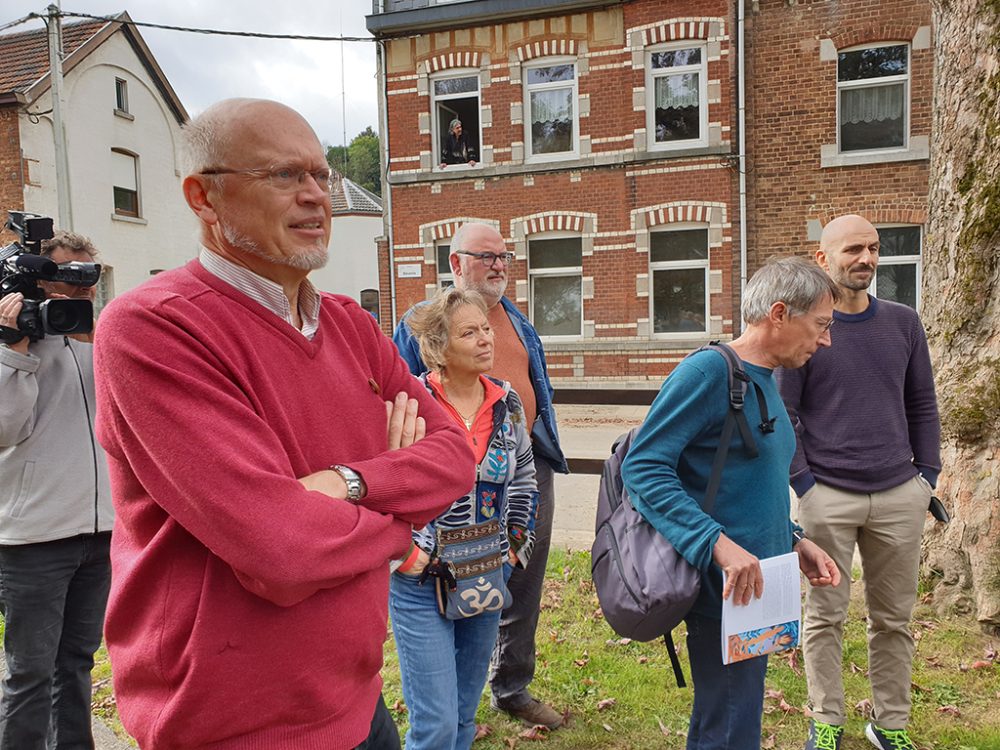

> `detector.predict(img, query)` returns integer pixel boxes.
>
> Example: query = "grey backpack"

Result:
[590,343,771,687]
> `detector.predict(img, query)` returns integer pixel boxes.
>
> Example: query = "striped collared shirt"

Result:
[198,248,321,340]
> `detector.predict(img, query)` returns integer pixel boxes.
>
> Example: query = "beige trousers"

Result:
[797,475,930,729]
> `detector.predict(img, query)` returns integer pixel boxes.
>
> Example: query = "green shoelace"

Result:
[811,722,844,750]
[875,727,917,750]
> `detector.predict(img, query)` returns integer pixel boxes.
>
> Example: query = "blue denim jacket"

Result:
[393,296,568,473]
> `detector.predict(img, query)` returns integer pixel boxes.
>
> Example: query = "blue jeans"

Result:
[685,612,768,750]
[490,460,553,709]
[0,532,111,750]
[390,571,502,750]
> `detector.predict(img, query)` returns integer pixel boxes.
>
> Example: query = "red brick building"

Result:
[366,0,931,386]
[745,0,932,311]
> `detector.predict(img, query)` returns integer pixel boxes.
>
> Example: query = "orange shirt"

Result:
[427,372,506,463]
[486,303,537,431]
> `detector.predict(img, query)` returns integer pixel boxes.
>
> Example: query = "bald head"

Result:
[819,214,877,254]
[181,98,321,176]
[817,214,880,293]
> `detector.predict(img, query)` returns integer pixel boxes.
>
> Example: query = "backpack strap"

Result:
[663,631,687,688]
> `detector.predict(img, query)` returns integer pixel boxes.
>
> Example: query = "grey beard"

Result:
[221,221,328,271]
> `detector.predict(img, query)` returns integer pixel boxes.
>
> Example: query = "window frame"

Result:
[114,77,129,114]
[111,148,140,218]
[430,69,481,173]
[94,265,114,317]
[836,42,910,155]
[648,222,711,338]
[644,41,709,151]
[436,240,455,289]
[528,231,583,340]
[873,223,922,310]
[522,56,580,163]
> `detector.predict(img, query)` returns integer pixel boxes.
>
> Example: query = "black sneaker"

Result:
[865,722,918,750]
[804,720,844,750]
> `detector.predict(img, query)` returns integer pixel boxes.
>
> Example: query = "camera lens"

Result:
[41,299,92,335]
[46,303,78,332]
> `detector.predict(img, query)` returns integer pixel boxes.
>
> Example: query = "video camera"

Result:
[0,211,101,343]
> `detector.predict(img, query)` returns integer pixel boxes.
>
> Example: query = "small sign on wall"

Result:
[397,264,422,279]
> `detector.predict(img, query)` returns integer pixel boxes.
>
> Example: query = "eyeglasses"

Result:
[813,316,835,333]
[458,251,514,267]
[199,165,334,193]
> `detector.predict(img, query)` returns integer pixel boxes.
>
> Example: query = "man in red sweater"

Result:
[93,99,475,750]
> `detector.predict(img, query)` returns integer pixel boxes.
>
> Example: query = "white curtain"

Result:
[840,83,904,124]
[655,73,700,110]
[531,89,572,124]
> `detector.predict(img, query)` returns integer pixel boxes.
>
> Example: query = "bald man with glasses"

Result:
[93,99,474,750]
[394,221,569,731]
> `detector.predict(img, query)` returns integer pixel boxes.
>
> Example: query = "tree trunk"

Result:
[921,0,1000,629]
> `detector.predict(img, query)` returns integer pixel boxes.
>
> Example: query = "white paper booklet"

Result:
[721,551,801,665]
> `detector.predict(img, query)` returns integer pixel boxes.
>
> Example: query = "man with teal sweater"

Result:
[623,257,842,750]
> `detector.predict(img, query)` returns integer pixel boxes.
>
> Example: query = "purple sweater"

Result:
[776,295,941,497]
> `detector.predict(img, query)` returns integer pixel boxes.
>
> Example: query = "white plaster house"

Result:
[0,12,194,308]
[312,174,384,320]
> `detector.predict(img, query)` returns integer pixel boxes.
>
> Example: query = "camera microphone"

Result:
[13,254,58,276]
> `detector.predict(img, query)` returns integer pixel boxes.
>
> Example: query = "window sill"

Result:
[111,213,147,225]
[390,144,731,185]
[820,136,928,168]
[542,336,720,353]
[114,109,134,121]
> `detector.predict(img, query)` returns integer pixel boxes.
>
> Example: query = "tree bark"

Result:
[921,0,1000,629]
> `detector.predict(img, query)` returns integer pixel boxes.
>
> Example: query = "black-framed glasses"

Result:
[199,165,333,193]
[458,251,514,267]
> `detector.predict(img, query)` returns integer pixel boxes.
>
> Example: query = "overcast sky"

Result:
[2,0,380,148]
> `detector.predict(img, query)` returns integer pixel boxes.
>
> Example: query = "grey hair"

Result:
[742,256,840,324]
[40,230,97,259]
[449,118,462,132]
[406,287,489,372]
[179,100,246,175]
[449,221,497,256]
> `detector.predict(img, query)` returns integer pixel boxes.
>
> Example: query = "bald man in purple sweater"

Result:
[776,215,940,750]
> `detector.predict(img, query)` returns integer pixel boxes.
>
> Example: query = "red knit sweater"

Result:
[94,260,475,749]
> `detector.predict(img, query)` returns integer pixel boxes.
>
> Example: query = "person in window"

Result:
[392,286,537,750]
[440,118,477,168]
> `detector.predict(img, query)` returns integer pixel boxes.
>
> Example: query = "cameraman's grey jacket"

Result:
[0,336,112,544]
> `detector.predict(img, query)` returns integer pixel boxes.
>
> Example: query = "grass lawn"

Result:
[86,547,1000,748]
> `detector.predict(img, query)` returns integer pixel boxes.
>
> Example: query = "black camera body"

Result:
[0,211,101,343]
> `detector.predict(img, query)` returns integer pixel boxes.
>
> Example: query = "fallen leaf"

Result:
[505,738,518,749]
[762,733,776,748]
[392,700,407,714]
[985,644,998,661]
[959,662,969,672]
[597,698,616,712]
[637,655,648,664]
[764,688,784,700]
[925,655,943,668]
[938,705,961,717]
[518,725,549,741]
[786,648,802,675]
[474,724,493,741]
[602,723,613,732]
[581,677,596,686]
[656,717,670,736]
[854,698,873,717]
[778,699,800,714]
[971,660,993,670]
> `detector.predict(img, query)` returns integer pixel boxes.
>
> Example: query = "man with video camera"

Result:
[0,229,113,749]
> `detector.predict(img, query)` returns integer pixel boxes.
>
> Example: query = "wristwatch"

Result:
[330,464,364,502]
[792,529,808,547]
